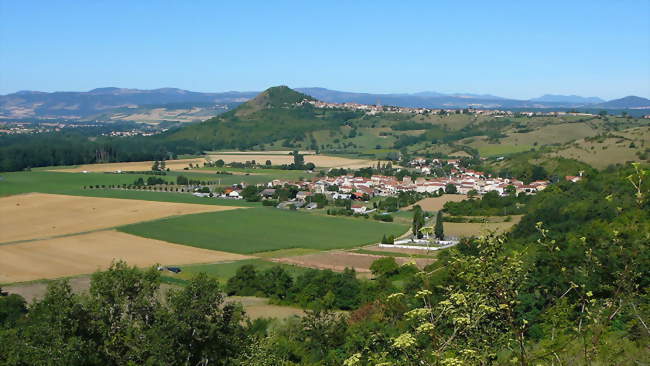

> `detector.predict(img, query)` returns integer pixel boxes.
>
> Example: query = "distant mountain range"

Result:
[529,94,605,104]
[1,86,648,120]
[0,88,258,120]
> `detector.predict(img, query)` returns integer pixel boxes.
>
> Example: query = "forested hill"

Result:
[160,86,362,150]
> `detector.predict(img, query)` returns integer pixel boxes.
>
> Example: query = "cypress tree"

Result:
[435,211,444,240]
[412,205,425,239]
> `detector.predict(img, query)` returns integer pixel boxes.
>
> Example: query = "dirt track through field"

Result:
[272,250,434,273]
[52,158,206,172]
[0,193,242,243]
[0,230,251,283]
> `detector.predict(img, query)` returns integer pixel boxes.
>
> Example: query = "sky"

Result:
[1,1,649,99]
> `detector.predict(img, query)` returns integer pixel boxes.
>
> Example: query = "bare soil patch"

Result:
[52,158,206,173]
[362,245,439,256]
[0,193,241,243]
[272,250,434,273]
[0,230,251,283]
[407,195,467,211]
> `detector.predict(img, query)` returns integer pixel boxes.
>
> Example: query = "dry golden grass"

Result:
[208,154,375,168]
[0,193,242,243]
[0,230,251,283]
[407,195,467,211]
[214,150,316,155]
[444,215,522,238]
[227,296,304,319]
[52,158,207,173]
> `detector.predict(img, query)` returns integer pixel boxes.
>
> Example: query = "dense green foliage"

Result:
[443,190,531,216]
[434,210,444,240]
[0,262,249,365]
[226,265,364,310]
[0,131,179,172]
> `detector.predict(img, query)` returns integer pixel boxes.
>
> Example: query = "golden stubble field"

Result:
[407,195,468,211]
[52,158,207,173]
[0,230,251,283]
[208,154,375,169]
[0,193,242,243]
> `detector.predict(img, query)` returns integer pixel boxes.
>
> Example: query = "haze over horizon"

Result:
[1,1,649,99]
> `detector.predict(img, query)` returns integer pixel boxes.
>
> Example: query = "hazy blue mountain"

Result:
[0,88,257,119]
[531,94,605,104]
[593,96,650,109]
[295,87,515,108]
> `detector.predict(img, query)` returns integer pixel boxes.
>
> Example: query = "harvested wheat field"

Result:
[208,154,374,169]
[272,251,434,273]
[52,158,207,173]
[0,193,242,243]
[407,195,467,211]
[0,230,251,283]
[444,215,522,238]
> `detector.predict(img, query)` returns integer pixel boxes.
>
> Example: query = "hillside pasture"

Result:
[0,230,251,283]
[119,207,408,254]
[552,127,650,168]
[51,158,207,173]
[0,193,241,243]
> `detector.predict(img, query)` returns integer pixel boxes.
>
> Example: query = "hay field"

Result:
[407,195,467,211]
[444,215,522,237]
[0,193,241,243]
[272,251,434,273]
[208,154,374,168]
[552,128,650,169]
[52,158,206,173]
[214,150,316,155]
[0,230,251,283]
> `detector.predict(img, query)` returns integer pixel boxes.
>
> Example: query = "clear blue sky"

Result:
[1,0,648,99]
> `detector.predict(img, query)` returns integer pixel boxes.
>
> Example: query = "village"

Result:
[210,158,564,207]
[299,98,601,118]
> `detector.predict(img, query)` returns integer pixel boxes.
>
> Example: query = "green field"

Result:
[0,171,260,206]
[119,207,408,254]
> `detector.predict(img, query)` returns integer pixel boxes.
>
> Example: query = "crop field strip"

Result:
[0,170,275,198]
[119,207,409,254]
[50,158,207,173]
[0,193,244,243]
